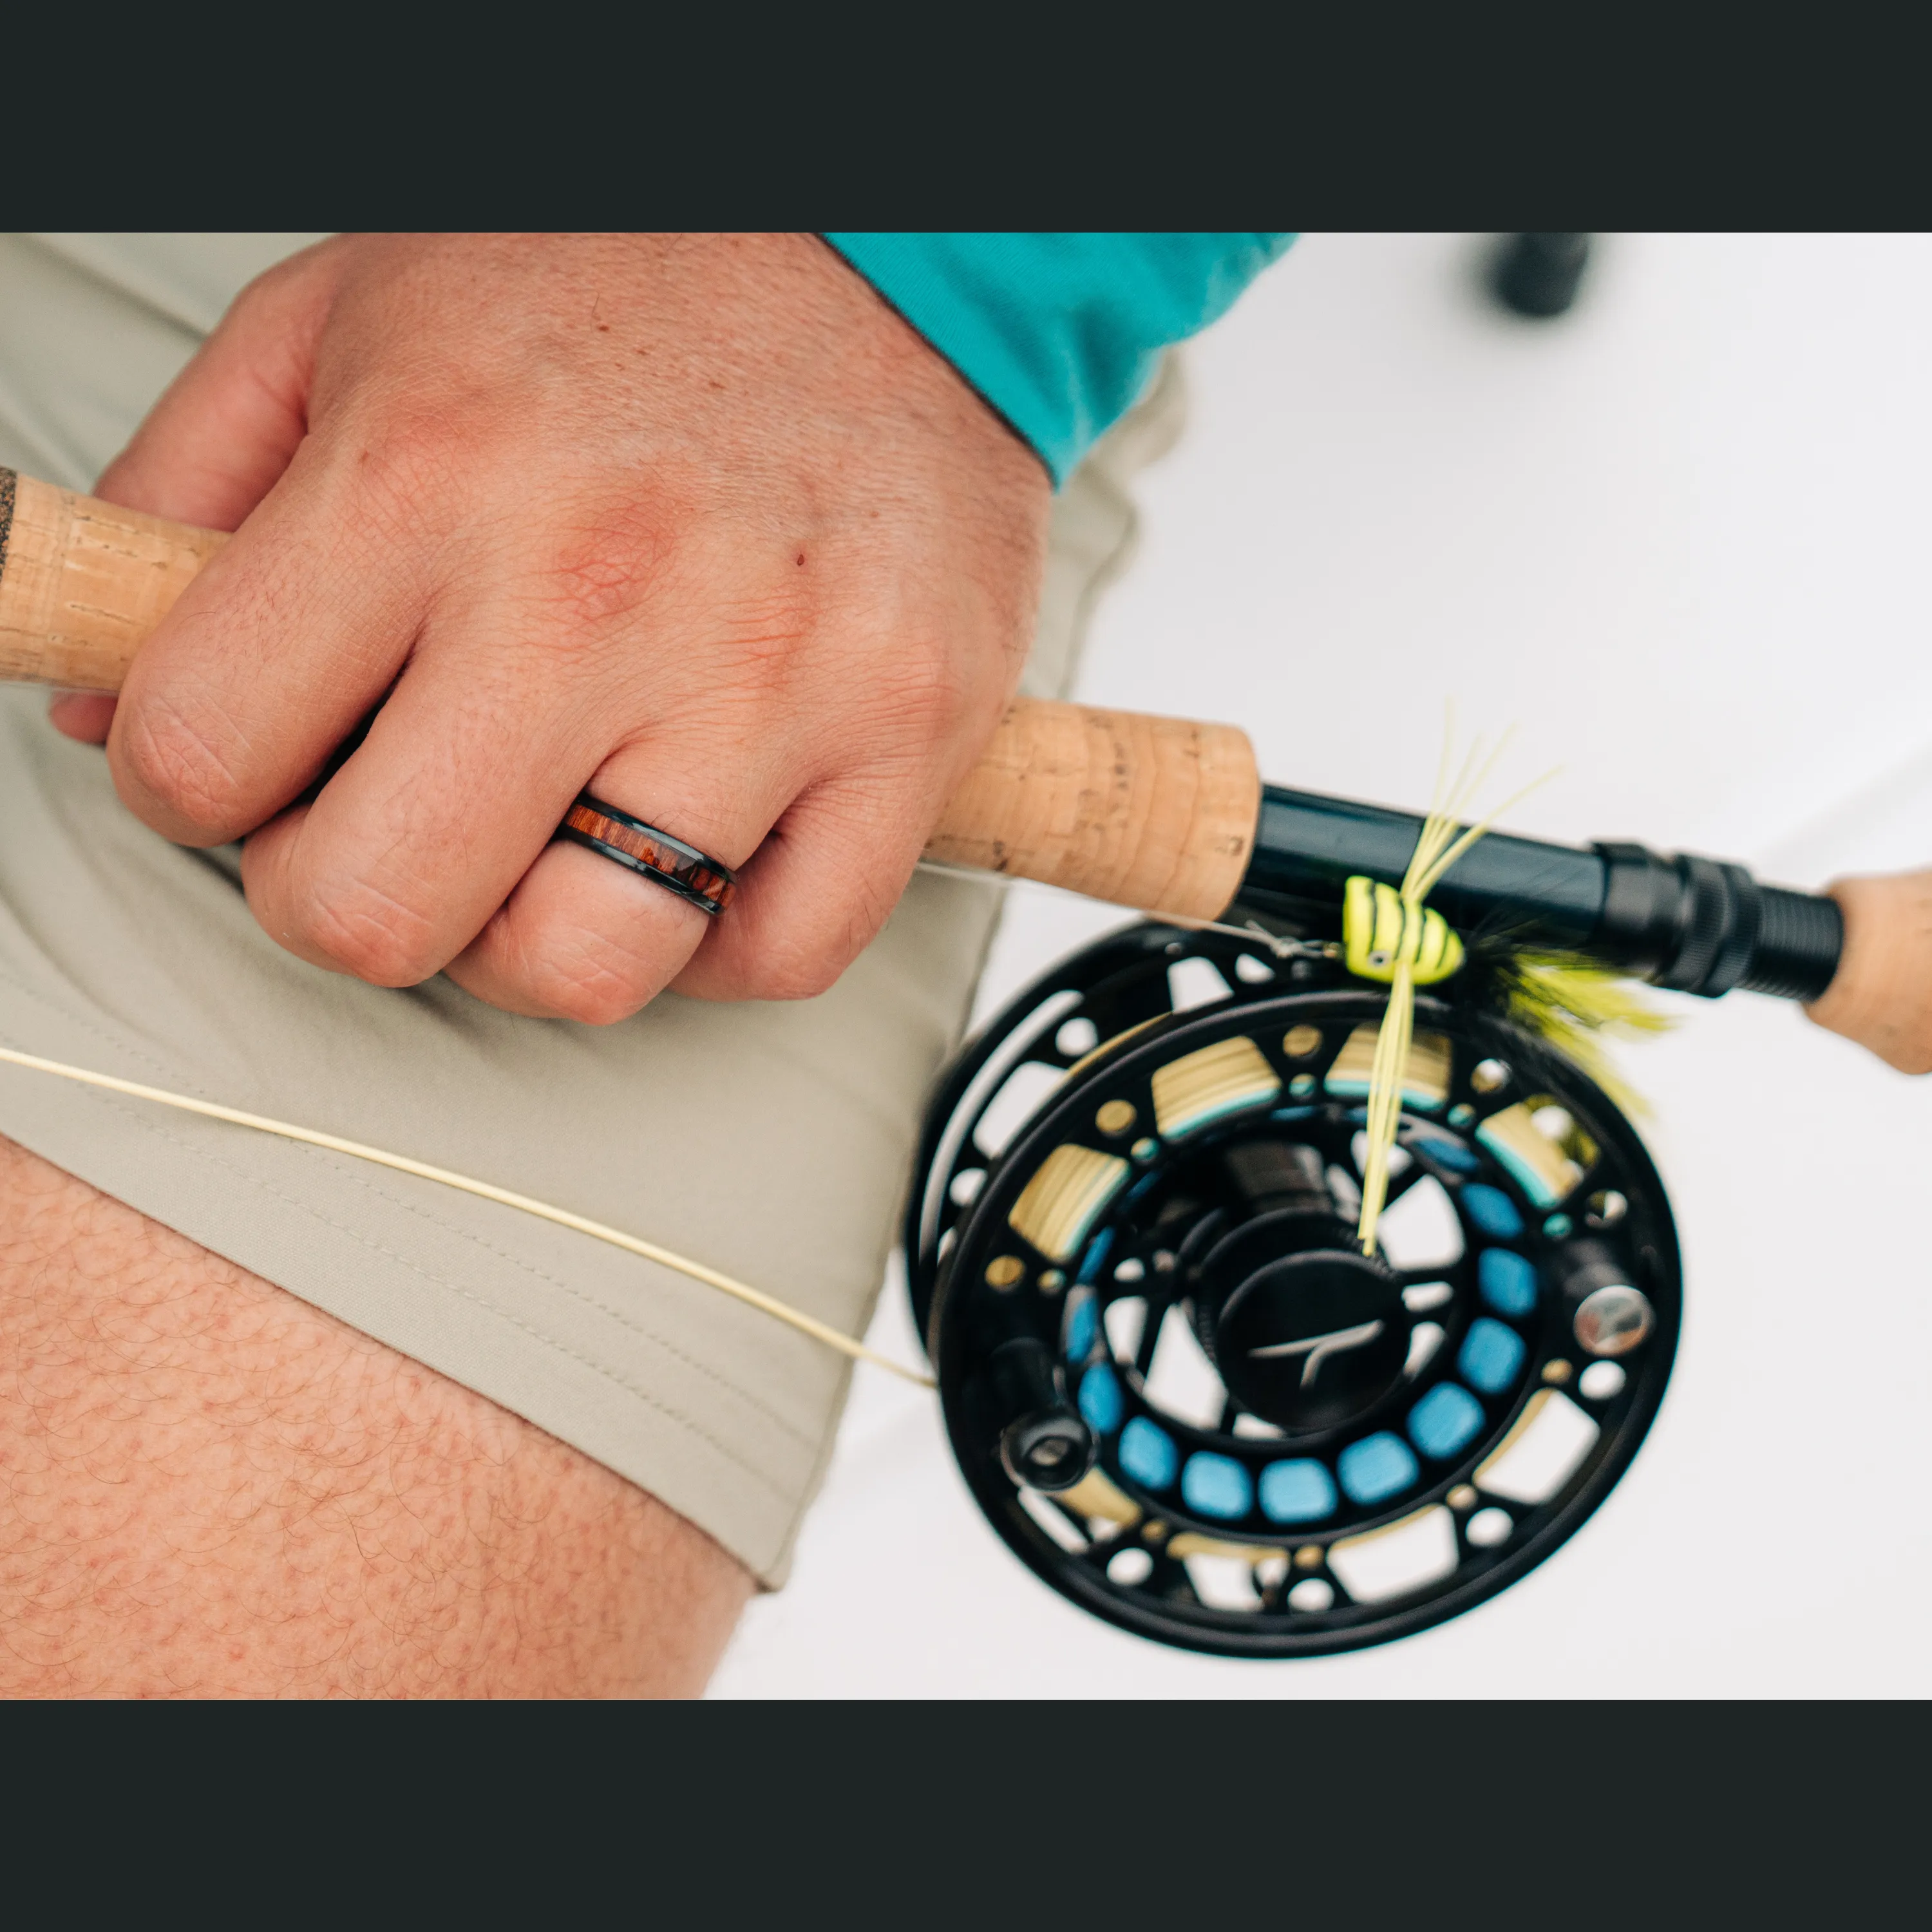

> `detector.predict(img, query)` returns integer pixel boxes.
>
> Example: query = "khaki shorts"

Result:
[0,233,1180,1583]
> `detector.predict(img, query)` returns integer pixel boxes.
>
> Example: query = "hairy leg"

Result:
[0,1135,752,1697]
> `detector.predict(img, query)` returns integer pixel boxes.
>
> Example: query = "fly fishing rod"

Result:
[0,466,1922,1069]
[5,466,1927,1657]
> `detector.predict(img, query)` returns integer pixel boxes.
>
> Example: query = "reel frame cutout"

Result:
[905,923,1681,1659]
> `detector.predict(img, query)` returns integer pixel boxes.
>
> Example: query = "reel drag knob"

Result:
[981,1338,1097,1492]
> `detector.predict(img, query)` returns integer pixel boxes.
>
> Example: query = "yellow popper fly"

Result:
[1343,877,1465,987]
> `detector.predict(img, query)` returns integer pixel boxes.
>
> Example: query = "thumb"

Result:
[50,240,339,746]
[93,238,339,531]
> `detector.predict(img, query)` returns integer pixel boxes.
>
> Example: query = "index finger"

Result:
[108,446,424,846]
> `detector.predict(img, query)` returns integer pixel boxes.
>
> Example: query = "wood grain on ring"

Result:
[562,801,737,912]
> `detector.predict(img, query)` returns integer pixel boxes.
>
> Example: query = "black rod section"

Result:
[1236,785,1842,1003]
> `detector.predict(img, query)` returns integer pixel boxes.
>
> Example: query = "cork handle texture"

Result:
[1805,870,1932,1074]
[0,469,227,690]
[0,473,1260,920]
[925,697,1260,921]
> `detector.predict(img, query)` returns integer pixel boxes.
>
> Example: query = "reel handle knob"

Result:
[982,1339,1096,1493]
[1805,869,1932,1074]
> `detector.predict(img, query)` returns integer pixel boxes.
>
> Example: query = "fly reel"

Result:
[905,922,1680,1658]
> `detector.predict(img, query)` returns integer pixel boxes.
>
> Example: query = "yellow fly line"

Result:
[1351,716,1558,1254]
[0,1043,936,1389]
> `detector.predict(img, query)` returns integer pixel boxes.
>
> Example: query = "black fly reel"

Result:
[905,922,1680,1658]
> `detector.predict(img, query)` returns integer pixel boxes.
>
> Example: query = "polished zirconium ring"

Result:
[558,797,738,916]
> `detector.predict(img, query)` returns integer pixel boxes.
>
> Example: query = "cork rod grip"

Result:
[1804,871,1932,1074]
[0,470,227,690]
[926,699,1260,922]
[0,470,1261,921]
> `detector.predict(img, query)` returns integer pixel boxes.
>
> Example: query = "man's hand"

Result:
[50,234,1050,1021]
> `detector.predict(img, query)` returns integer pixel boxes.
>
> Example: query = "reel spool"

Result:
[905,922,1680,1658]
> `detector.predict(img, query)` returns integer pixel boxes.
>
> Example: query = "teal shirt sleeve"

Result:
[821,232,1294,485]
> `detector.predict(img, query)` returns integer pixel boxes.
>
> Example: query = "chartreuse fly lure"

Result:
[1342,721,1665,1254]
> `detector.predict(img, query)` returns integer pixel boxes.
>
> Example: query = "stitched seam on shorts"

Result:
[0,976,827,1447]
[0,954,220,1091]
[0,1059,800,1508]
[103,1090,797,1504]
[278,1143,824,1448]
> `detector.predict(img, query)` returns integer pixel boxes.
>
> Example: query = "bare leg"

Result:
[0,1135,752,1698]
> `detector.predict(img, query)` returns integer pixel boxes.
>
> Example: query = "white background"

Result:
[713,234,1932,1698]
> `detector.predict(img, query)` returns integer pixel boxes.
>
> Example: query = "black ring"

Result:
[558,796,738,916]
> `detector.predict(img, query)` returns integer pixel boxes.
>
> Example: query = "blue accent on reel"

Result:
[1413,1133,1481,1173]
[1077,1361,1123,1434]
[1077,1229,1115,1286]
[1408,1382,1486,1460]
[1459,1318,1527,1394]
[1479,1247,1539,1318]
[1063,1292,1099,1363]
[1259,1459,1338,1524]
[1461,1183,1525,1240]
[1119,1416,1179,1491]
[1182,1453,1255,1521]
[1338,1432,1419,1505]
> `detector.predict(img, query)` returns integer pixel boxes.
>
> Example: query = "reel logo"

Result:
[1212,1248,1410,1434]
[1248,1318,1388,1388]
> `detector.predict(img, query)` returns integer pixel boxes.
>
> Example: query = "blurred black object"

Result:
[1492,233,1593,317]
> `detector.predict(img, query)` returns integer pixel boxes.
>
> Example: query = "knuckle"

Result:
[117,699,251,838]
[542,978,649,1027]
[531,496,687,638]
[292,880,443,987]
[751,958,839,1003]
[741,932,848,1003]
[535,499,820,652]
[522,934,659,1025]
[865,634,992,754]
[341,415,464,544]
[703,587,817,696]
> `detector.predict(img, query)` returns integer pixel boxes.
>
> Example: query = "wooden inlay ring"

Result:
[559,797,738,915]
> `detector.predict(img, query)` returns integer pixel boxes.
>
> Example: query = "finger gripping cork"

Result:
[0,469,227,690]
[1805,869,1932,1074]
[925,697,1260,922]
[0,473,1265,922]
